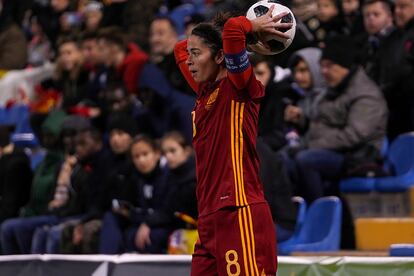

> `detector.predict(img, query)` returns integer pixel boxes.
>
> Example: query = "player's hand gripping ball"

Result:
[246,0,296,55]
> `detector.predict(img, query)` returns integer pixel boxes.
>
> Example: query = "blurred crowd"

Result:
[0,0,413,254]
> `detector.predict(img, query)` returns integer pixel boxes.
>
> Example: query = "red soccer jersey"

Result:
[175,16,266,217]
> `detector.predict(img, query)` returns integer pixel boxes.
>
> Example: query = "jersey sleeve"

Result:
[222,16,264,99]
[174,40,200,95]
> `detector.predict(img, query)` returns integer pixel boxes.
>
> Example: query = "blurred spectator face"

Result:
[293,60,313,90]
[342,0,360,15]
[320,59,349,87]
[395,0,414,28]
[149,18,178,56]
[58,41,82,71]
[97,39,115,66]
[253,61,272,87]
[109,129,133,155]
[104,87,130,112]
[85,9,103,31]
[363,1,393,34]
[62,129,77,155]
[317,0,339,22]
[81,38,101,65]
[75,131,101,161]
[51,0,70,12]
[131,141,160,174]
[162,138,190,169]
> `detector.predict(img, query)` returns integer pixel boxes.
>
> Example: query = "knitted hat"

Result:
[107,113,138,138]
[321,35,356,69]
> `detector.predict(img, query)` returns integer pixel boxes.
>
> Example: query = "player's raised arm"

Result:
[222,6,291,92]
[174,40,199,94]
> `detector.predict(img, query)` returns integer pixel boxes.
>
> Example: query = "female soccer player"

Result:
[174,6,292,276]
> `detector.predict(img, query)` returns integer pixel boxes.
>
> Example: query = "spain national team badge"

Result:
[205,88,219,110]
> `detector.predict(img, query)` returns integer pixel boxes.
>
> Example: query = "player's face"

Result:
[162,138,190,169]
[186,35,221,83]
[363,2,393,35]
[131,141,160,175]
[320,59,350,87]
[293,60,312,90]
[395,0,414,28]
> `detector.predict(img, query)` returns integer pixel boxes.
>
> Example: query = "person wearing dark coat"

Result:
[144,131,198,230]
[0,125,33,224]
[99,135,170,254]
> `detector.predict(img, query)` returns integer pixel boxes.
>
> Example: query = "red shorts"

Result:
[191,202,277,276]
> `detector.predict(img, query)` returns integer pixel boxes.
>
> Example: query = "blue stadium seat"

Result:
[375,133,414,192]
[278,196,342,255]
[291,196,307,237]
[389,244,414,256]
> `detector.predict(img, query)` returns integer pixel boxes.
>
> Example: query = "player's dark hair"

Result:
[190,12,234,57]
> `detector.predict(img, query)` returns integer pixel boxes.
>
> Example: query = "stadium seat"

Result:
[278,196,342,255]
[389,244,414,256]
[375,133,414,192]
[290,196,307,237]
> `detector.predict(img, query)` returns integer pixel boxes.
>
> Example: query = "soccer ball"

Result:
[246,0,296,55]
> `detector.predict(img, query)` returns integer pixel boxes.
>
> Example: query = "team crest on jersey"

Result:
[205,88,219,110]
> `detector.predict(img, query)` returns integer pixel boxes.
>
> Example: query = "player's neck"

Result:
[215,67,227,82]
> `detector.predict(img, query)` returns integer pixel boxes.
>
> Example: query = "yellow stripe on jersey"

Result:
[231,100,260,276]
[231,101,240,206]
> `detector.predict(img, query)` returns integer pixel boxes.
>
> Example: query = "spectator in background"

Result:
[26,14,53,67]
[19,111,66,219]
[284,48,326,137]
[0,0,28,70]
[0,125,33,224]
[294,36,387,203]
[33,0,78,48]
[138,63,194,140]
[250,54,287,152]
[149,16,193,96]
[314,0,345,44]
[99,135,170,254]
[382,0,414,139]
[59,113,137,254]
[358,0,396,86]
[53,34,89,111]
[82,1,103,32]
[97,26,148,95]
[153,131,197,230]
[342,0,365,35]
[31,127,109,254]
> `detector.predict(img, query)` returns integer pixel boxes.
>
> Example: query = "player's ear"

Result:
[215,49,224,65]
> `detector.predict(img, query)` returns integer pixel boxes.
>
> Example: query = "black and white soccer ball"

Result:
[246,0,296,55]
